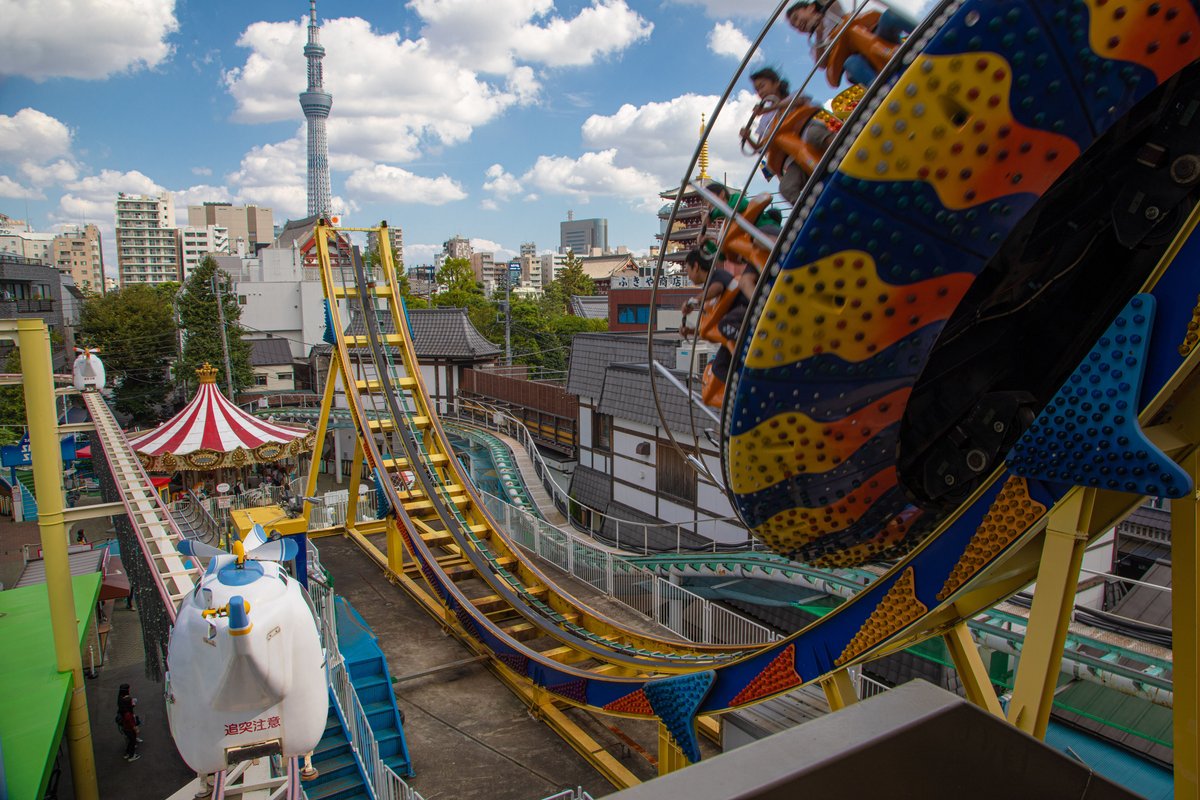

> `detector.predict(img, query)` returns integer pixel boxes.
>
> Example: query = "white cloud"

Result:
[469,238,516,260]
[579,91,760,185]
[483,164,523,198]
[410,0,652,74]
[192,166,213,176]
[0,175,42,199]
[480,199,499,211]
[520,150,662,209]
[225,16,534,164]
[225,137,307,219]
[0,0,178,81]
[708,21,758,60]
[404,243,442,265]
[20,159,79,186]
[0,109,72,164]
[344,165,467,206]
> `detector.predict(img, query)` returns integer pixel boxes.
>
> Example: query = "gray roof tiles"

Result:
[344,307,501,360]
[249,337,294,366]
[565,332,679,400]
[597,362,707,435]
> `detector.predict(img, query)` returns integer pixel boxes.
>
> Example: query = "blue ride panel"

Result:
[1007,294,1192,498]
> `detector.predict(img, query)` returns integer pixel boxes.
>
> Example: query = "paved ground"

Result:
[318,534,638,800]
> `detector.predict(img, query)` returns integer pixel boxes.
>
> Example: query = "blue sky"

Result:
[0,0,922,272]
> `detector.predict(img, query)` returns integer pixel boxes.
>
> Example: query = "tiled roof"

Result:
[275,214,321,249]
[565,332,679,400]
[578,254,637,279]
[597,362,708,435]
[569,463,611,510]
[569,295,609,319]
[249,337,293,366]
[344,307,501,360]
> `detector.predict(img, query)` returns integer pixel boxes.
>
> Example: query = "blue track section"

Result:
[336,597,415,778]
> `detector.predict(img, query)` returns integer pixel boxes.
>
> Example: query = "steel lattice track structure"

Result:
[315,0,1200,782]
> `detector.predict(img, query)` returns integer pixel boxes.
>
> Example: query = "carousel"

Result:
[126,364,316,497]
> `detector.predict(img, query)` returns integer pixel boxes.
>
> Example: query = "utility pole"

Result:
[211,274,235,398]
[504,266,512,368]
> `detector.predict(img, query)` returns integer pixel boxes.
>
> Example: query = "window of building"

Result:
[276,372,292,381]
[617,304,650,325]
[658,444,696,504]
[593,413,612,452]
[254,374,268,386]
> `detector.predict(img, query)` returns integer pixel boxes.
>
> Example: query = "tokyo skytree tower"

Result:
[299,0,332,219]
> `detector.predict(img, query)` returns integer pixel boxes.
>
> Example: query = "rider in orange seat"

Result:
[680,248,753,406]
[740,68,836,204]
[786,0,911,87]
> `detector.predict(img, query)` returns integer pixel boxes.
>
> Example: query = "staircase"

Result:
[335,597,415,778]
[16,470,37,521]
[304,693,372,800]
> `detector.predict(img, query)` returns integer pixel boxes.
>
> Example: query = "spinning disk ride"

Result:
[317,0,1200,790]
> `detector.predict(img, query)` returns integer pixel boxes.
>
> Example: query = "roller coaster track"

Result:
[317,236,762,669]
[83,391,201,621]
[319,0,1200,772]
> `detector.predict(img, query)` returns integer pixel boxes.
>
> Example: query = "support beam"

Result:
[944,621,1004,717]
[819,668,859,711]
[1174,449,1199,800]
[12,320,100,800]
[657,721,689,776]
[303,354,341,526]
[1007,490,1095,739]
[60,501,126,524]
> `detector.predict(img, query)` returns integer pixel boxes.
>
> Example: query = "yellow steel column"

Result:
[1007,490,1094,739]
[819,667,859,711]
[17,319,99,800]
[944,621,1004,717]
[385,516,406,574]
[656,722,688,776]
[345,438,365,535]
[1174,450,1199,800]
[303,353,341,526]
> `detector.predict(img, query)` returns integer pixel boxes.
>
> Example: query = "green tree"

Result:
[176,257,253,396]
[0,347,25,445]
[79,284,178,422]
[541,252,596,314]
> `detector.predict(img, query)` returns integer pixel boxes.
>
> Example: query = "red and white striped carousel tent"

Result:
[127,363,315,472]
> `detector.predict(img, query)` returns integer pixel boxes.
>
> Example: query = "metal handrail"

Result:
[476,489,779,646]
[311,576,423,800]
[447,399,760,555]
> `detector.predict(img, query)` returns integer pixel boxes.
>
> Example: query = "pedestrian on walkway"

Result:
[117,685,141,761]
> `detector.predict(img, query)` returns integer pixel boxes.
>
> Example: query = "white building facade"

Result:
[116,192,179,286]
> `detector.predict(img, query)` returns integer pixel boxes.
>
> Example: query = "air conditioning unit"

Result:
[676,340,719,375]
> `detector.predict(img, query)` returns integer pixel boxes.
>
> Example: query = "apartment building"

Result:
[367,225,404,266]
[179,225,230,279]
[115,192,179,286]
[187,202,273,254]
[51,224,104,294]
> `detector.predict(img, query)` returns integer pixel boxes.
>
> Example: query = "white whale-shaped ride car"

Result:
[72,347,105,392]
[166,533,327,774]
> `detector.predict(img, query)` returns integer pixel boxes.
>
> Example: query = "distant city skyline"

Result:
[0,0,927,275]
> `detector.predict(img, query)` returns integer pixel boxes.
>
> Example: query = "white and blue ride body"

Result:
[165,544,327,774]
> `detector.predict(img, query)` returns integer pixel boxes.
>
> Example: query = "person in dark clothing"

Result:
[680,248,749,384]
[117,685,141,761]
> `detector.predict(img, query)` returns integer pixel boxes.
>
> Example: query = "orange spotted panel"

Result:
[836,567,928,666]
[730,644,803,706]
[840,53,1082,209]
[937,477,1047,601]
[753,467,898,553]
[604,689,653,715]
[1084,0,1200,82]
[744,251,974,369]
[728,387,911,495]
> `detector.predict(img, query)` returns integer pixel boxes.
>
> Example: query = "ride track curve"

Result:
[316,0,1200,770]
